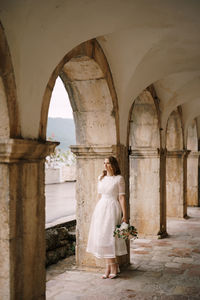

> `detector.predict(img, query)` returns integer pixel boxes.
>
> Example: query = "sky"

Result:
[48,77,73,119]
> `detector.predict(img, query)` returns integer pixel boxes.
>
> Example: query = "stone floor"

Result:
[46,207,200,300]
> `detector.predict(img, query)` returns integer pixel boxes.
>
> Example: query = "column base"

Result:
[157,230,168,239]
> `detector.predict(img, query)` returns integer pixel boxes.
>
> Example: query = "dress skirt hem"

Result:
[86,248,128,259]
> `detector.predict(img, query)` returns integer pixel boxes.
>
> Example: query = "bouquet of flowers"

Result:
[113,222,138,240]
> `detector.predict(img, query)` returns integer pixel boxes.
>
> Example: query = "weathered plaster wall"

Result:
[166,109,183,151]
[61,56,116,145]
[0,22,20,138]
[129,152,161,236]
[0,164,10,299]
[166,154,184,217]
[187,120,199,206]
[166,109,186,218]
[129,92,160,149]
[187,120,198,151]
[0,77,9,137]
[187,154,199,206]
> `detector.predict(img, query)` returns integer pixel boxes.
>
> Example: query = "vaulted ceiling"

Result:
[1,0,200,143]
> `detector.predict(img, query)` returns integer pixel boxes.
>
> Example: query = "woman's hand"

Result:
[119,195,128,224]
[121,216,128,224]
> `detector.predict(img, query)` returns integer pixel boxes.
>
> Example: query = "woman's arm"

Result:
[119,194,128,223]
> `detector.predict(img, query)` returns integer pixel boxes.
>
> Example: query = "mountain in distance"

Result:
[47,117,76,150]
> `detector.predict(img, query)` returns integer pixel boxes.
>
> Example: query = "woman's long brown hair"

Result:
[100,156,121,180]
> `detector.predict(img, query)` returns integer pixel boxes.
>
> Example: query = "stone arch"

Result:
[128,89,164,237]
[129,90,160,149]
[39,39,122,268]
[39,39,119,145]
[187,119,198,151]
[187,119,199,206]
[166,107,186,218]
[166,108,184,151]
[0,21,20,138]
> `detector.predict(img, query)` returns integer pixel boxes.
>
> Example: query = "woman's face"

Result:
[104,158,113,175]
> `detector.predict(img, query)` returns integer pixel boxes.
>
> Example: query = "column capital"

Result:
[187,150,200,158]
[166,150,190,158]
[0,138,59,163]
[70,144,117,158]
[129,147,159,158]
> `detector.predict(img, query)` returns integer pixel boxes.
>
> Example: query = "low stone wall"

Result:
[46,220,76,267]
[45,165,76,184]
[62,165,76,182]
[45,167,61,184]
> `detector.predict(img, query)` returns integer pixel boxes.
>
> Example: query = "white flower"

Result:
[120,222,129,230]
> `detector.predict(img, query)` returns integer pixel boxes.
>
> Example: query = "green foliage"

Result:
[46,148,76,167]
[71,242,75,253]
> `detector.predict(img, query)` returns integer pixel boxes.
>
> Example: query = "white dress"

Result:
[86,175,128,258]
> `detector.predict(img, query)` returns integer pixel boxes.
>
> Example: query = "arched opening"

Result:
[45,77,76,225]
[45,76,76,267]
[39,39,119,144]
[40,39,126,269]
[128,88,161,237]
[187,119,199,207]
[166,107,185,218]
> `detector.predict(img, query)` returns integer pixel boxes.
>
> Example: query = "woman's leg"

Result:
[107,258,118,276]
[101,258,111,278]
[102,258,118,278]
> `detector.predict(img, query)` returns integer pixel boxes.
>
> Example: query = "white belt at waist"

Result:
[100,194,118,201]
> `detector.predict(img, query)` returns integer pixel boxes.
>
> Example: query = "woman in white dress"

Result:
[86,156,128,279]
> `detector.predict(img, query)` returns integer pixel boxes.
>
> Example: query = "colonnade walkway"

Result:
[46,207,200,299]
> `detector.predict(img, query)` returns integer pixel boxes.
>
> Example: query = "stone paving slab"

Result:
[46,207,200,299]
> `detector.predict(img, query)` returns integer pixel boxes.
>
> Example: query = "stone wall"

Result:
[166,152,185,217]
[46,220,76,266]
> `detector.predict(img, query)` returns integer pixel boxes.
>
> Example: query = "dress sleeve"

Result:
[118,175,125,195]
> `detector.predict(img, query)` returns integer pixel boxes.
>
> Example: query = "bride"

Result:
[86,156,128,279]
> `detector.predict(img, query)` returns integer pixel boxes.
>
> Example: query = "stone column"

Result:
[129,148,167,238]
[187,151,199,206]
[166,150,188,218]
[70,144,129,268]
[0,139,57,300]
